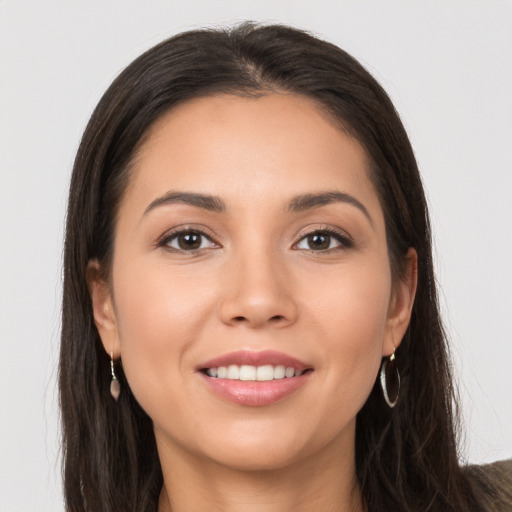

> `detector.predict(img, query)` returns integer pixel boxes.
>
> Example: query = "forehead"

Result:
[123,93,383,221]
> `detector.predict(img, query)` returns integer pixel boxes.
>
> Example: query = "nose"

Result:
[219,250,298,329]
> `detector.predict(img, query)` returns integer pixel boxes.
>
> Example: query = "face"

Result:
[91,93,415,472]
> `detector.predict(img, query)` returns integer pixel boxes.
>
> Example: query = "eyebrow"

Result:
[287,191,373,226]
[144,191,226,215]
[143,189,372,225]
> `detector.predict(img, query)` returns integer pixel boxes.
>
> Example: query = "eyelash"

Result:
[158,227,220,254]
[293,227,353,252]
[158,227,353,254]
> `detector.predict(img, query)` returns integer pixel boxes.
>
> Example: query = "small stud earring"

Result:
[110,351,121,401]
[380,346,400,408]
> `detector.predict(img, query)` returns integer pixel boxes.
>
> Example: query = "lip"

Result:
[197,350,313,407]
[198,350,311,372]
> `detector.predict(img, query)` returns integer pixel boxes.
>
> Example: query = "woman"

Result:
[59,23,511,511]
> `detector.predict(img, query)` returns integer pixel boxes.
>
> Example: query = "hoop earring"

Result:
[380,348,400,408]
[110,351,121,401]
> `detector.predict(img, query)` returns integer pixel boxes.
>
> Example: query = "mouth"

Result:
[197,350,314,406]
[201,365,310,381]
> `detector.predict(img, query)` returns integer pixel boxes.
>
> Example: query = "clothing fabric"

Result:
[465,459,512,511]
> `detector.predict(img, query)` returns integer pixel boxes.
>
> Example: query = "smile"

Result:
[198,350,314,406]
[204,365,306,381]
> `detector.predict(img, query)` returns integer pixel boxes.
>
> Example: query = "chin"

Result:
[203,441,308,472]
[178,415,353,474]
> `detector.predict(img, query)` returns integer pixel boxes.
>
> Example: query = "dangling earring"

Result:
[380,347,400,408]
[110,351,121,401]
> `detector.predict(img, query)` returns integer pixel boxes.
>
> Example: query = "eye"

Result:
[161,229,218,252]
[294,229,352,251]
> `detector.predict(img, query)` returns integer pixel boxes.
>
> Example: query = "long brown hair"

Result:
[60,23,507,511]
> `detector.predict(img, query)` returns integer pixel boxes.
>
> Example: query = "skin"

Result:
[89,93,417,512]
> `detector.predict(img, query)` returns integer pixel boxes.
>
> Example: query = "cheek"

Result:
[306,260,391,400]
[111,256,216,409]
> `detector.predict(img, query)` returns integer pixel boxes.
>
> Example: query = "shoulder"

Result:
[466,458,512,483]
[485,458,512,476]
[463,459,512,511]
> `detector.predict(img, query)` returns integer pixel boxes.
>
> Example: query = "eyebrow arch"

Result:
[144,191,226,215]
[287,191,373,226]
[143,189,372,225]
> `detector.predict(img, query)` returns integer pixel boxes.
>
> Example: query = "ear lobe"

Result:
[384,248,418,356]
[86,260,120,358]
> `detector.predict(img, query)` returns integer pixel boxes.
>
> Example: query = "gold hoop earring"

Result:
[110,351,121,401]
[380,347,400,408]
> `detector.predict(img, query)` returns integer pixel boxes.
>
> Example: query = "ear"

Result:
[383,248,418,356]
[86,260,121,358]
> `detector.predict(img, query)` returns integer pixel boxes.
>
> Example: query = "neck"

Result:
[156,433,364,512]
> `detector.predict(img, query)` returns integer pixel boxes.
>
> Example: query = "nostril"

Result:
[230,314,285,324]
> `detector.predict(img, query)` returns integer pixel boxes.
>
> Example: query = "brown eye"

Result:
[177,232,201,250]
[295,229,352,252]
[164,230,217,252]
[306,233,331,250]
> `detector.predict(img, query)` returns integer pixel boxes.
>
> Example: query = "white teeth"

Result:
[205,364,306,381]
[256,365,274,381]
[227,365,239,379]
[239,365,256,381]
[273,365,285,379]
[285,367,295,378]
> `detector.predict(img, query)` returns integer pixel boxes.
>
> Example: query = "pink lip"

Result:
[198,350,311,372]
[197,350,313,407]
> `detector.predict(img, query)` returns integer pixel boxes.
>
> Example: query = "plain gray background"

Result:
[1,1,511,510]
